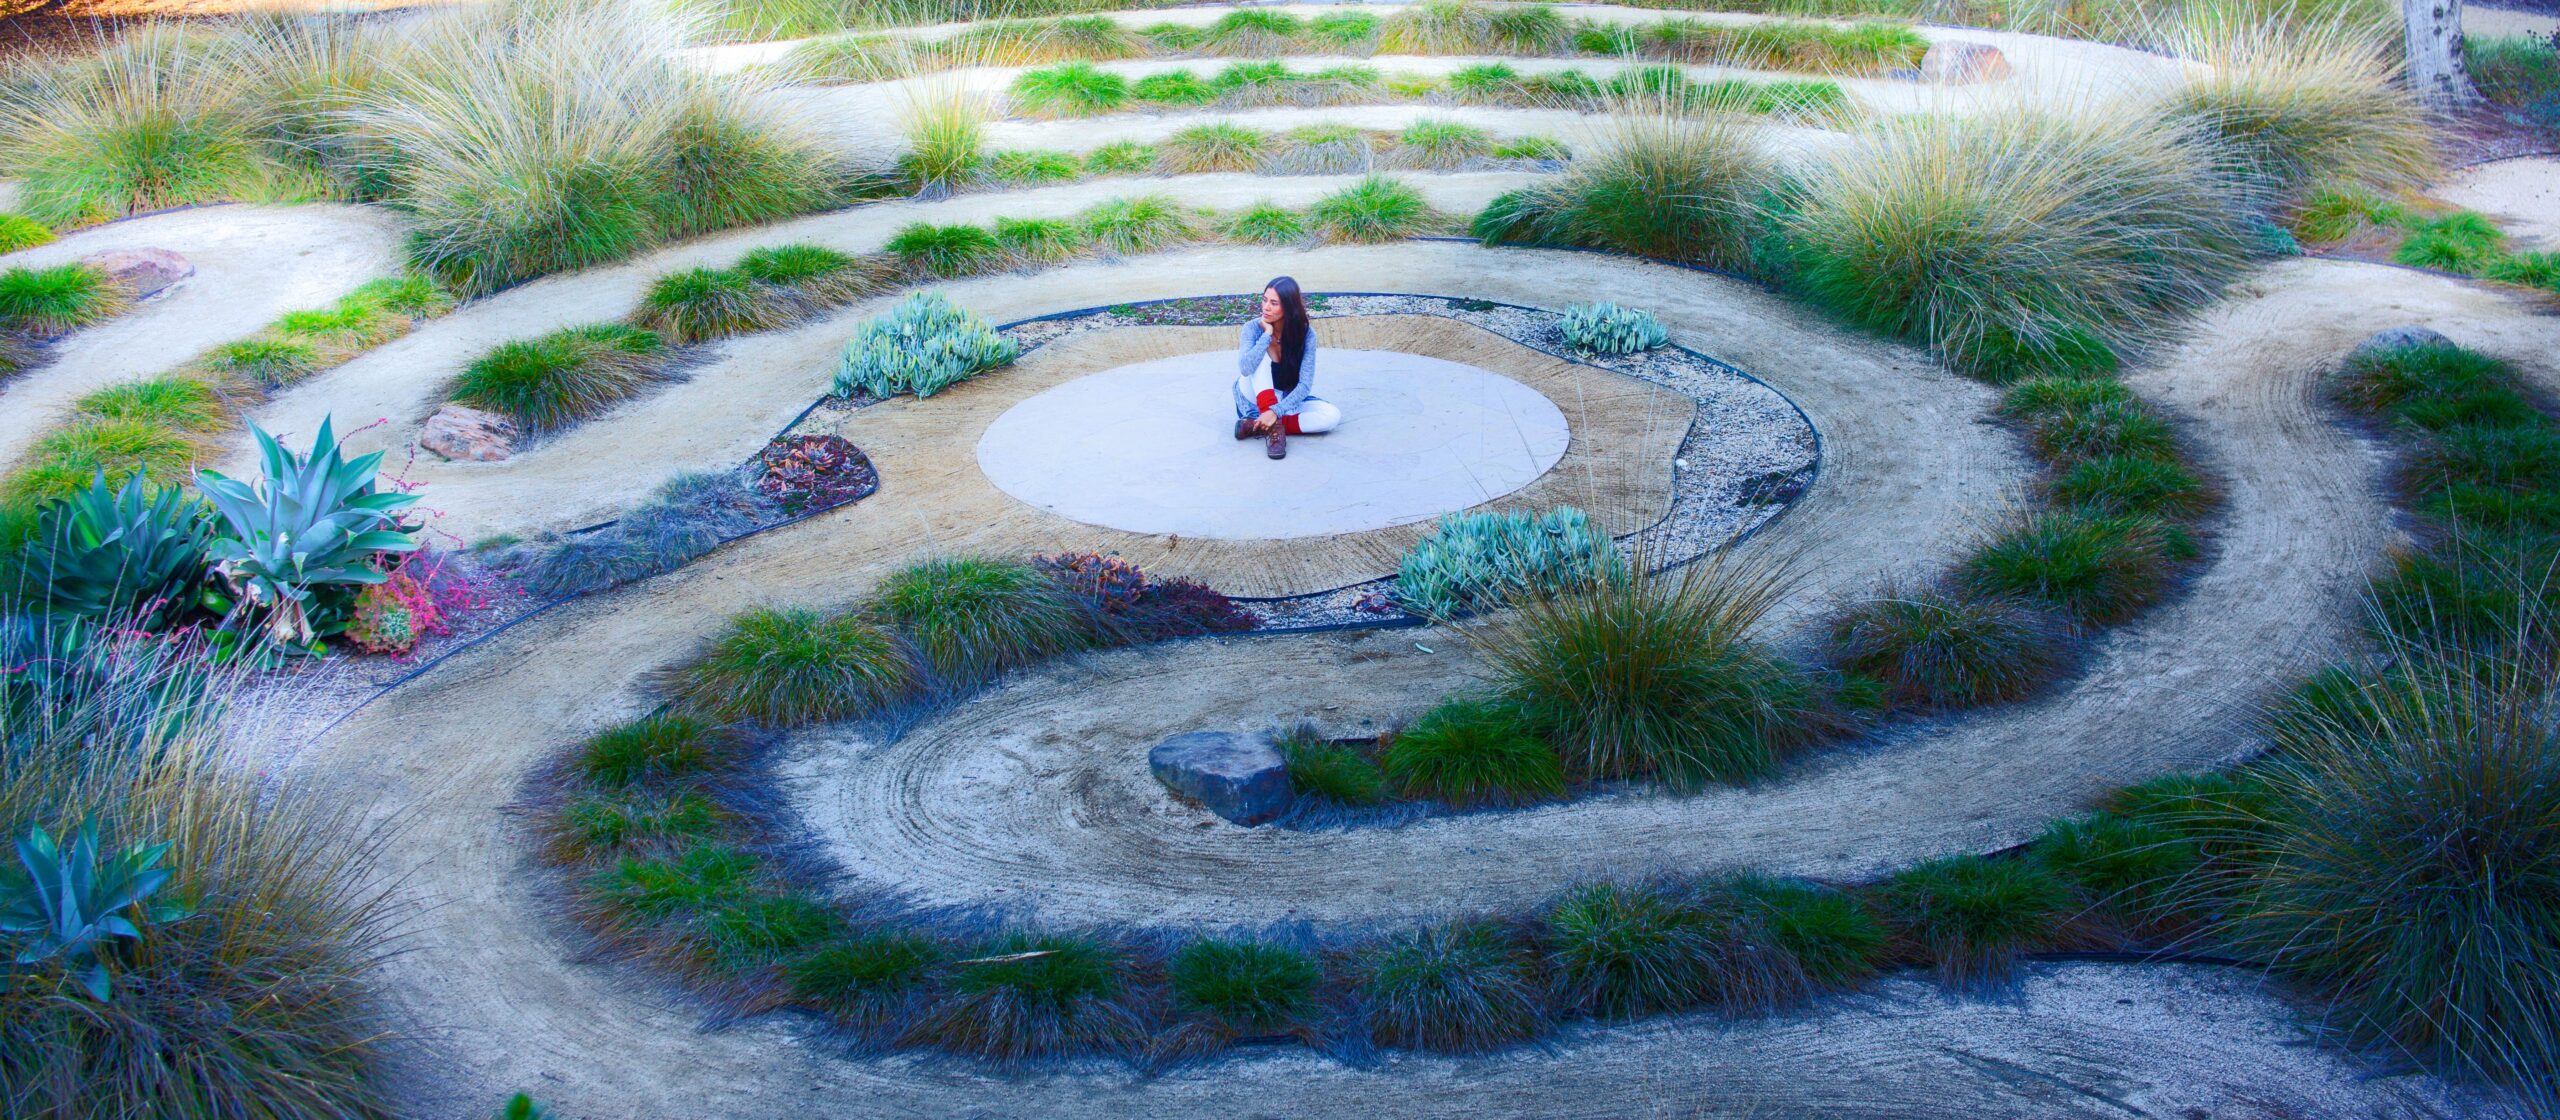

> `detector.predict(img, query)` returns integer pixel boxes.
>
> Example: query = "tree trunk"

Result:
[2405,0,2480,107]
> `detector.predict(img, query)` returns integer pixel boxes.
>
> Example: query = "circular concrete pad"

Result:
[976,348,1571,540]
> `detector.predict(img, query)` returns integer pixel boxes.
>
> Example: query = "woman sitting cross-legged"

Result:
[1232,275,1341,460]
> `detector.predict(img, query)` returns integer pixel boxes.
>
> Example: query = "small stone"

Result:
[418,404,518,462]
[1149,730,1292,826]
[2348,325,2453,362]
[78,247,193,301]
[1921,41,2012,84]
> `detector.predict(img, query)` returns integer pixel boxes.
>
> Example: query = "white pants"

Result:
[1237,366,1342,434]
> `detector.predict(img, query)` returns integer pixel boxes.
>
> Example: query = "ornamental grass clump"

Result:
[1357,920,1545,1052]
[1829,585,2073,709]
[450,322,668,432]
[1783,109,2253,378]
[632,267,792,344]
[1727,874,1887,988]
[1475,104,1773,271]
[0,24,290,227]
[571,713,736,789]
[788,928,945,1031]
[1007,62,1131,117]
[870,556,1100,683]
[1308,175,1435,243]
[904,932,1148,1061]
[2227,639,2560,1098]
[1482,557,1842,787]
[0,639,402,1119]
[669,606,919,726]
[0,264,130,338]
[993,216,1086,264]
[895,81,990,193]
[1542,879,1802,1019]
[835,292,1018,399]
[1396,507,1620,618]
[885,221,1003,277]
[2149,13,2435,204]
[1221,202,1309,246]
[1957,509,2180,626]
[0,213,57,252]
[1279,731,1389,807]
[1080,194,1196,255]
[1878,854,2080,987]
[1382,695,1566,808]
[1158,122,1268,174]
[1167,937,1324,1042]
[1394,118,1492,169]
[355,0,837,294]
[2027,812,2203,933]
[735,242,888,306]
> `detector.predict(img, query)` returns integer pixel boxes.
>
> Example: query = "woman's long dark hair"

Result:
[1265,276,1310,394]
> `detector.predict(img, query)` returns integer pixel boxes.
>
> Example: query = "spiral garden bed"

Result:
[6,2,2560,1118]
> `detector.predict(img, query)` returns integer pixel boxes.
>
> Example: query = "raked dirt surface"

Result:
[0,203,405,476]
[288,251,2556,1118]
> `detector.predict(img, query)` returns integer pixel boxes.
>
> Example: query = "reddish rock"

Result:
[78,247,194,300]
[1921,41,2012,84]
[419,404,518,463]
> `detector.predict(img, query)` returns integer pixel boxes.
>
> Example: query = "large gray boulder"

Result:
[2348,325,2453,363]
[1149,730,1292,826]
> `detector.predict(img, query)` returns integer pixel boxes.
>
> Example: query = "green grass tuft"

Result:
[1878,854,2079,986]
[1220,202,1309,246]
[1169,938,1322,1035]
[670,606,919,726]
[1486,561,1841,788]
[1008,62,1131,116]
[1829,586,2072,709]
[789,930,945,1025]
[572,713,732,788]
[1474,109,1770,271]
[1078,194,1195,255]
[993,216,1087,264]
[870,556,1098,683]
[1728,874,1886,989]
[632,267,791,344]
[1308,175,1433,243]
[1278,728,1388,806]
[2028,812,2202,931]
[0,264,131,338]
[1357,920,1545,1052]
[0,213,58,252]
[885,221,1003,277]
[1957,509,2177,626]
[1382,696,1566,808]
[1158,122,1268,174]
[449,322,667,432]
[905,932,1144,1061]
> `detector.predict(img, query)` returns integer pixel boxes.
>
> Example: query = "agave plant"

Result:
[29,469,212,627]
[196,417,419,648]
[0,817,193,1000]
[1559,302,1669,356]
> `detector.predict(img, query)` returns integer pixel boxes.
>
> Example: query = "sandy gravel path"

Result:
[282,249,2543,1117]
[0,203,405,474]
[2438,155,2560,249]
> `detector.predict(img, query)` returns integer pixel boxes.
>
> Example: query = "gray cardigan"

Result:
[1233,320,1317,419]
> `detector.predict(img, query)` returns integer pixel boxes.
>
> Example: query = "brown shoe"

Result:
[1235,418,1256,440]
[1266,426,1287,459]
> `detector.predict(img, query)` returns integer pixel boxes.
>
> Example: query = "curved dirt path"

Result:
[247,174,1541,542]
[2437,155,2560,250]
[0,203,406,474]
[285,252,2541,1118]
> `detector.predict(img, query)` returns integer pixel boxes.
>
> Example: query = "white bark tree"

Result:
[2405,0,2481,107]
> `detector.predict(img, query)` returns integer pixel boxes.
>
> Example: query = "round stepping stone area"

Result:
[976,348,1571,539]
